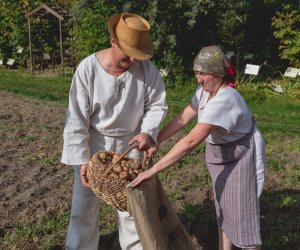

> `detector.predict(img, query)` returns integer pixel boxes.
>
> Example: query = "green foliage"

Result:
[0,0,77,70]
[70,0,120,61]
[216,1,246,48]
[136,0,216,82]
[0,1,28,67]
[237,76,300,99]
[69,0,211,80]
[0,0,299,77]
[68,0,289,82]
[272,4,300,67]
[272,78,300,98]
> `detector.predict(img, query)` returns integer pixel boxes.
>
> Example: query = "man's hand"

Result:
[80,164,89,187]
[128,132,154,151]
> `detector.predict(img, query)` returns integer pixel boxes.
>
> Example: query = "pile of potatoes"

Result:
[97,151,145,181]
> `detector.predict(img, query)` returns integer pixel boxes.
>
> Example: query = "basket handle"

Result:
[105,143,149,174]
[116,143,139,163]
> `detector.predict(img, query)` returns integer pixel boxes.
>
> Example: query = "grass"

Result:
[3,213,70,250]
[238,85,300,134]
[1,69,300,249]
[0,69,71,104]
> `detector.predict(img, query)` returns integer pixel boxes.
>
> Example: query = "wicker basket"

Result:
[86,145,149,211]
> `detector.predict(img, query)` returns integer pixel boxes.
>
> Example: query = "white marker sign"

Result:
[271,84,283,93]
[7,59,15,65]
[284,67,299,78]
[244,64,260,75]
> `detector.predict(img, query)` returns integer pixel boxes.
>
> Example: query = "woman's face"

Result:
[194,71,223,94]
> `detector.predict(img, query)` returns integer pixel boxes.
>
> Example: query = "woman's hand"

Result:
[128,167,157,187]
[147,144,159,157]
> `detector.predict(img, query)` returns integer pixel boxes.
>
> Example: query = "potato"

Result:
[93,150,146,182]
[113,164,123,174]
[98,152,108,160]
[121,159,127,165]
[111,153,121,163]
[119,171,129,180]
[131,162,141,170]
[126,161,139,170]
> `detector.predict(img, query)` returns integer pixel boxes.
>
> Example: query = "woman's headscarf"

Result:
[193,45,236,87]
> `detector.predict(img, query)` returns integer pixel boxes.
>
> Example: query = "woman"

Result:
[129,45,265,250]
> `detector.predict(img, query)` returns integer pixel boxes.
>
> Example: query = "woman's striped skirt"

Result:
[205,130,261,248]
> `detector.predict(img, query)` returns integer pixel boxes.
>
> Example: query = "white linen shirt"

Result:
[61,53,168,165]
[191,86,253,144]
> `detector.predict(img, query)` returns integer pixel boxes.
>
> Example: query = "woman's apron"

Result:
[205,124,262,247]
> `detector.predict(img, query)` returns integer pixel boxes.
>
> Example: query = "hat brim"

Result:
[108,14,154,60]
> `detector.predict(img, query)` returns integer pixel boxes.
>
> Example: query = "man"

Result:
[61,13,168,250]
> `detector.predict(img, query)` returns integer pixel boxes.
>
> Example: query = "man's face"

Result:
[116,47,135,68]
[112,39,135,69]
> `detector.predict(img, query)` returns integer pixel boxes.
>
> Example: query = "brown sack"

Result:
[127,176,195,250]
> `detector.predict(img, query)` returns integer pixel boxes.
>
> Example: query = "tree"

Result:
[0,0,74,69]
[119,0,218,83]
[272,4,300,67]
[1,0,298,79]
[0,1,28,67]
[69,0,121,62]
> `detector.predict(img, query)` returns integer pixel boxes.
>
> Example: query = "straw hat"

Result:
[108,13,154,60]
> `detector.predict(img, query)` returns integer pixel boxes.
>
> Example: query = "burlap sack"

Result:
[127,176,195,250]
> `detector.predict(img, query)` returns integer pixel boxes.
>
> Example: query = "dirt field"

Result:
[0,91,203,249]
[0,92,70,223]
[1,91,299,250]
[0,92,72,247]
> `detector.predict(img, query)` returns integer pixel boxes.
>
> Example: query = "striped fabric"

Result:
[205,130,261,247]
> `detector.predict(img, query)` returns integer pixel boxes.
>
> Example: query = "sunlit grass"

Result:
[0,69,71,104]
